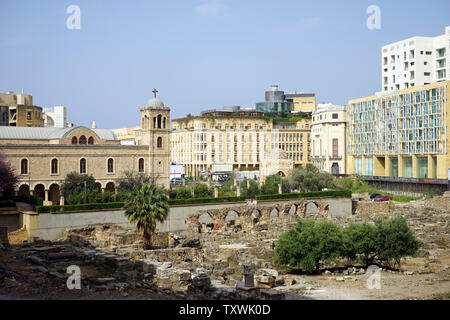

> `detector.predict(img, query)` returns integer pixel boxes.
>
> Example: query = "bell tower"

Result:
[140,88,171,189]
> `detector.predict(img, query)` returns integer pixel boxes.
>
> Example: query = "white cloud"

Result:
[195,1,226,18]
[278,17,324,33]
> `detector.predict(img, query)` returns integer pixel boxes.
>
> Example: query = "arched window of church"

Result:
[153,117,156,128]
[163,117,166,128]
[107,158,114,173]
[80,158,86,174]
[51,159,58,174]
[21,159,28,175]
[138,158,144,173]
[157,114,162,128]
[88,137,94,144]
[79,135,87,145]
[157,137,162,148]
[71,137,77,144]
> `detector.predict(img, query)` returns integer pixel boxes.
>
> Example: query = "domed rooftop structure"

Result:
[146,97,164,107]
[146,88,164,107]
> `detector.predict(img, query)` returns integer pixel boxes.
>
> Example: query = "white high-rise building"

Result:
[43,106,67,128]
[381,26,450,92]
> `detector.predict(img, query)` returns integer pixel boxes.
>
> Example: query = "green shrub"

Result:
[61,172,97,197]
[66,190,116,204]
[375,216,422,269]
[274,216,421,272]
[256,189,351,200]
[168,196,245,205]
[218,181,236,197]
[391,194,421,203]
[335,176,378,194]
[288,166,336,192]
[5,195,43,206]
[116,171,157,193]
[273,220,345,273]
[175,186,192,199]
[261,174,289,195]
[193,183,212,198]
[343,222,378,266]
[240,179,260,199]
[37,202,124,213]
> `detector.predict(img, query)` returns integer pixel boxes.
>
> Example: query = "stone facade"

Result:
[186,199,331,235]
[0,94,171,203]
[170,112,312,179]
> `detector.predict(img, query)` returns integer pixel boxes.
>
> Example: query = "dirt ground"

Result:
[1,199,449,300]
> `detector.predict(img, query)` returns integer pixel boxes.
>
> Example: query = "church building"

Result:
[0,91,171,205]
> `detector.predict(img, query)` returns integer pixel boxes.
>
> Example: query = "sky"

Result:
[0,0,449,129]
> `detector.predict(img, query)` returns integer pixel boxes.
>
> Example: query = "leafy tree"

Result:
[61,172,96,197]
[193,183,212,198]
[117,171,157,193]
[240,179,260,198]
[335,176,377,194]
[66,190,115,205]
[273,219,344,273]
[174,186,192,199]
[375,216,422,269]
[0,150,18,197]
[343,222,378,266]
[218,181,236,197]
[288,167,335,192]
[123,184,169,249]
[261,174,289,194]
[305,163,319,172]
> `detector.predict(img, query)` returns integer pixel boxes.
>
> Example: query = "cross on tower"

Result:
[152,88,158,98]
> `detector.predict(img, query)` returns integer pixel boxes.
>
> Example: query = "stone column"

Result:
[361,157,366,176]
[243,264,254,287]
[412,155,419,178]
[43,189,52,206]
[214,187,218,198]
[427,155,435,179]
[101,188,106,193]
[385,156,391,177]
[278,183,282,194]
[59,196,65,206]
[236,187,240,197]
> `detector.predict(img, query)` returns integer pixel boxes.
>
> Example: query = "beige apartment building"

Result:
[0,91,44,127]
[170,107,311,179]
[0,93,171,204]
[311,104,347,174]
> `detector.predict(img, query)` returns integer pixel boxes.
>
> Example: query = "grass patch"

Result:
[390,194,422,203]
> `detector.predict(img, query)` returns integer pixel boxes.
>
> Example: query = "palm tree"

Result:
[123,184,169,250]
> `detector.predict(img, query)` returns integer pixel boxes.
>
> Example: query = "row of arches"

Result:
[142,114,167,130]
[193,202,322,233]
[71,135,95,145]
[17,181,117,205]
